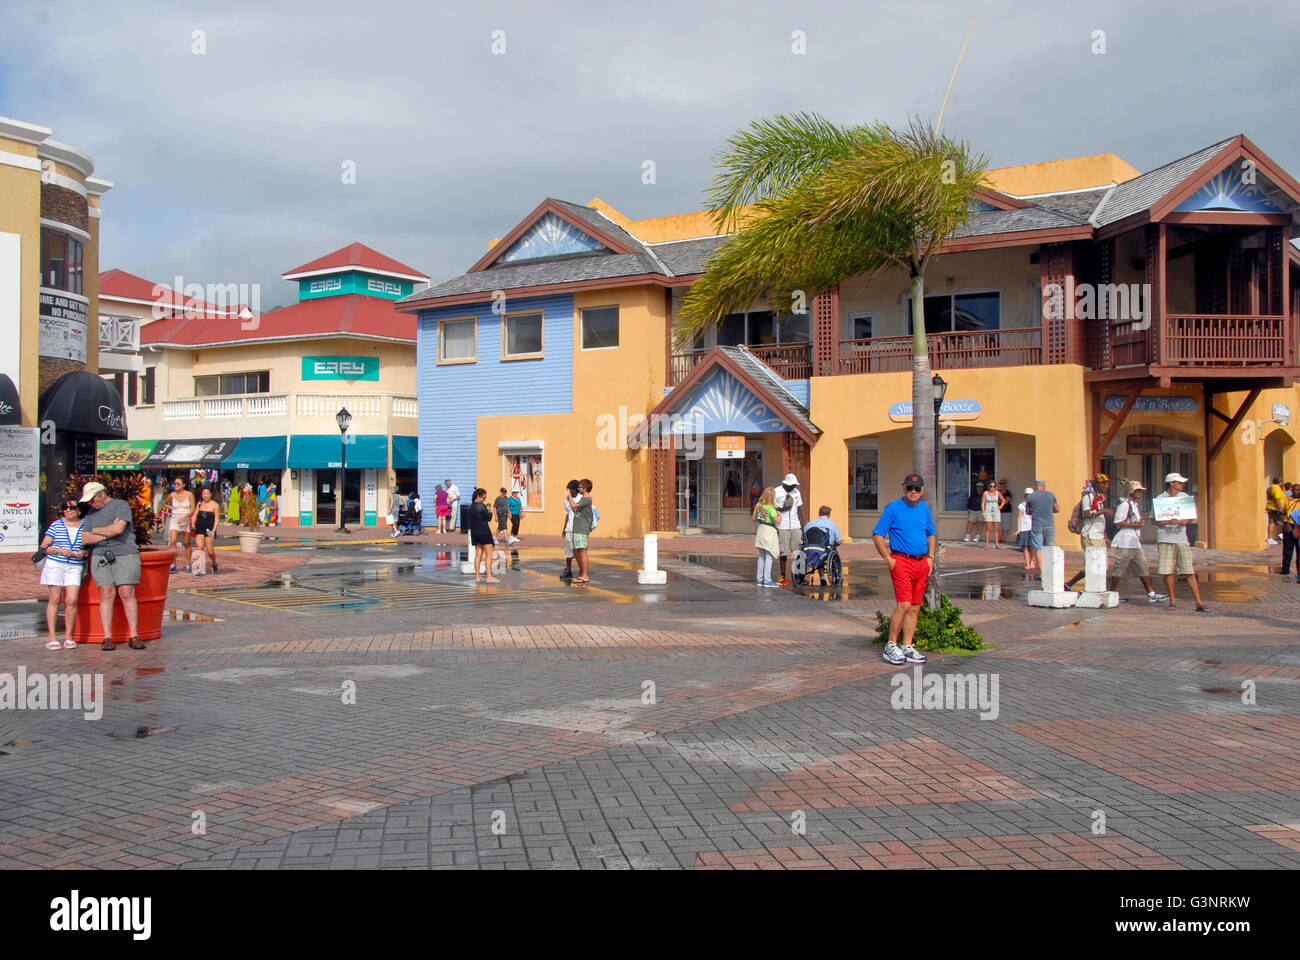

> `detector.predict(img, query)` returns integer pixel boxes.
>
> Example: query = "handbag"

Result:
[31,547,47,565]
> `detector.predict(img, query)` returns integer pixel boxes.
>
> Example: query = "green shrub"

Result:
[873,594,984,652]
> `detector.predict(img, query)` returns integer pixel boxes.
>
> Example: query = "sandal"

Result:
[128,637,146,650]
[571,577,589,584]
[483,577,502,584]
[102,638,116,651]
[45,639,61,650]
[62,639,77,649]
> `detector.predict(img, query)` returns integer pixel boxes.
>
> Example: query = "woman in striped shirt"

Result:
[39,498,87,650]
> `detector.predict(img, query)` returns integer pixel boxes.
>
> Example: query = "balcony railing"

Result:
[161,392,417,421]
[668,342,812,386]
[1164,314,1286,366]
[98,315,140,352]
[837,327,1043,374]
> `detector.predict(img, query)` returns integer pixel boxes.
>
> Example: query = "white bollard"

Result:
[1028,545,1077,607]
[460,533,475,575]
[1078,545,1118,606]
[637,533,667,585]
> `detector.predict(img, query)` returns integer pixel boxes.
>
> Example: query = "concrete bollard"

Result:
[637,533,667,585]
[460,533,475,575]
[1028,545,1077,607]
[1077,545,1119,607]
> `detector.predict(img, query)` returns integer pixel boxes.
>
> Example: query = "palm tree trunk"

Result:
[908,269,941,609]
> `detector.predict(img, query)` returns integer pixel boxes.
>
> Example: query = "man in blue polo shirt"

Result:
[872,473,937,666]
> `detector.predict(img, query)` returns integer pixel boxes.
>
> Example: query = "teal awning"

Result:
[392,435,418,470]
[221,436,287,470]
[288,434,387,469]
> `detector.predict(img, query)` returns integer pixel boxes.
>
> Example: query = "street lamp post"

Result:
[336,406,352,534]
[925,374,948,608]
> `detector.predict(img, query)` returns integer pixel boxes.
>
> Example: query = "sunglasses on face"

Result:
[905,485,923,492]
[63,505,79,512]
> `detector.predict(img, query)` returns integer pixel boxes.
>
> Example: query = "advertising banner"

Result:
[0,426,40,553]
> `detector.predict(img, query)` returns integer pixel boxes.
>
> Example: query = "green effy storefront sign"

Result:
[301,356,380,381]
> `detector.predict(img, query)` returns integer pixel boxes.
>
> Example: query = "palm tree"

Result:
[676,113,986,605]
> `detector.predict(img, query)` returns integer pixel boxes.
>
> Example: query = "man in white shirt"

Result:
[774,473,803,585]
[443,479,460,529]
[1108,480,1167,602]
[559,478,579,580]
[1155,472,1206,612]
[1066,473,1111,589]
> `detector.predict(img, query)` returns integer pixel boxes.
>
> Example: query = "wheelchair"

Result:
[789,526,843,587]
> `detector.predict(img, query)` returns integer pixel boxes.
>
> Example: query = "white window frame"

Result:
[499,441,544,512]
[580,304,620,351]
[847,439,881,512]
[847,312,876,341]
[904,287,1002,334]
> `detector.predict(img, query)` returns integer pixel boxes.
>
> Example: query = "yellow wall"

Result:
[983,153,1140,196]
[0,135,42,424]
[811,364,1090,542]
[472,285,667,537]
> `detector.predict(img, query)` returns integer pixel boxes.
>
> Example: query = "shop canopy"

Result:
[220,436,287,470]
[288,434,387,469]
[139,437,239,470]
[392,435,418,470]
[0,374,20,425]
[38,371,128,438]
[96,439,157,471]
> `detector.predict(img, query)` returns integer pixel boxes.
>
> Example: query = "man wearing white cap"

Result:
[1154,472,1206,612]
[77,481,145,649]
[1109,479,1167,602]
[773,473,803,585]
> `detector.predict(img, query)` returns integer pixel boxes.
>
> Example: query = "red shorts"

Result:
[889,555,930,604]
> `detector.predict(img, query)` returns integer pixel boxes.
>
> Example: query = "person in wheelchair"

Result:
[396,496,424,536]
[794,505,843,586]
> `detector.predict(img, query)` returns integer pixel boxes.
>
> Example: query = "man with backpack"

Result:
[1066,474,1111,590]
[1108,480,1167,602]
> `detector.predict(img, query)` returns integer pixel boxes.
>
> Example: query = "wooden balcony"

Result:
[837,327,1043,374]
[1090,314,1289,371]
[668,342,812,386]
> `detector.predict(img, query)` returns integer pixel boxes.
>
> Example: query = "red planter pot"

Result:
[71,546,172,643]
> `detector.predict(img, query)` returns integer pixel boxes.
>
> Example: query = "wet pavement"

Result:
[2,538,1299,871]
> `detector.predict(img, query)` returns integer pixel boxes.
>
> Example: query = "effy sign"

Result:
[889,399,981,422]
[302,356,379,381]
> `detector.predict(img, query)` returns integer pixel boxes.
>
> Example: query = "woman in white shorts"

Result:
[39,498,86,649]
[982,483,1002,548]
[166,476,196,573]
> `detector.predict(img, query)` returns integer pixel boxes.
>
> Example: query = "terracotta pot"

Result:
[237,531,263,553]
[71,546,172,643]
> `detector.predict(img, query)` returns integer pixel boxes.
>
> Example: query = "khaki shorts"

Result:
[91,551,141,588]
[778,527,800,557]
[1080,535,1107,550]
[1111,547,1149,579]
[563,532,575,559]
[1157,542,1194,577]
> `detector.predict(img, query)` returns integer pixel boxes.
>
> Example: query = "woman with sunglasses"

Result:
[38,499,87,649]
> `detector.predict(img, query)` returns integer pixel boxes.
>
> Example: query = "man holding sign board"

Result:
[1153,472,1207,612]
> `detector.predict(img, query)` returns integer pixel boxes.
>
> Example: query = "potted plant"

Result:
[237,483,263,553]
[60,471,172,643]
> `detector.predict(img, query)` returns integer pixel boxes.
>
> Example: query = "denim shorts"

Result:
[1028,526,1055,551]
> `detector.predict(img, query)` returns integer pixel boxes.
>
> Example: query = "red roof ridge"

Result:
[281,242,429,282]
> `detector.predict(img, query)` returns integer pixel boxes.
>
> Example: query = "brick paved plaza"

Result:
[2,540,1298,871]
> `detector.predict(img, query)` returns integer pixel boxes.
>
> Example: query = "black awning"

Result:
[140,437,240,470]
[37,370,127,438]
[0,374,19,425]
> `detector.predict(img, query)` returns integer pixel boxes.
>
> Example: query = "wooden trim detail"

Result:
[1207,388,1261,463]
[466,198,638,273]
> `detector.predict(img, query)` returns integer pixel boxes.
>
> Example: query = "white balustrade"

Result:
[203,396,244,418]
[391,396,418,418]
[247,393,288,416]
[163,399,200,421]
[296,393,382,418]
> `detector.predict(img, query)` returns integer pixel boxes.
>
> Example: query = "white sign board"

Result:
[0,233,20,392]
[0,426,40,553]
[38,291,88,362]
[299,468,313,517]
[1152,492,1197,523]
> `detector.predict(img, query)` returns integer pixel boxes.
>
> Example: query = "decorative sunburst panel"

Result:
[1174,165,1285,213]
[500,213,608,262]
[654,368,792,436]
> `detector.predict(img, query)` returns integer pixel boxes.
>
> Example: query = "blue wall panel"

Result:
[416,293,574,517]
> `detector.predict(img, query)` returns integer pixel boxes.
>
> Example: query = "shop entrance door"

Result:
[341,469,362,526]
[697,460,720,529]
[316,471,336,526]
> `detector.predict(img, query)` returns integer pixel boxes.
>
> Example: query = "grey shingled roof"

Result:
[548,198,651,254]
[949,205,1082,237]
[1027,187,1111,222]
[720,346,820,437]
[1089,138,1236,226]
[400,250,663,303]
[646,236,728,275]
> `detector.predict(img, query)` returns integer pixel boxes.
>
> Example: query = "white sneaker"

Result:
[1147,591,1169,603]
[1267,538,1279,546]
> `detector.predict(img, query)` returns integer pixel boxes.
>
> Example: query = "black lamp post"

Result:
[336,406,352,534]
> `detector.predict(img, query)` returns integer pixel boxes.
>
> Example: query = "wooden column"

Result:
[812,284,839,377]
[1039,243,1075,364]
[650,445,675,531]
[1144,225,1165,366]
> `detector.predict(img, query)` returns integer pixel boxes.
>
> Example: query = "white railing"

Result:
[161,392,413,422]
[203,397,244,418]
[163,398,200,420]
[247,393,288,416]
[98,315,140,352]
[296,393,382,417]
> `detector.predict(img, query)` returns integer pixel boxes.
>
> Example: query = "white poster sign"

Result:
[363,468,377,522]
[299,469,313,518]
[0,233,20,391]
[0,426,41,553]
[38,291,89,362]
[1152,492,1197,522]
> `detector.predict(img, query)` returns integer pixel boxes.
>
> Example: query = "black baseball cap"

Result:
[903,474,924,487]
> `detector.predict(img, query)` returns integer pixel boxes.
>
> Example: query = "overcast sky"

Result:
[3,0,1297,310]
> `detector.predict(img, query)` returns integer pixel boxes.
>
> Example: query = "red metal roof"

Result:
[140,294,414,347]
[281,242,428,281]
[99,268,240,314]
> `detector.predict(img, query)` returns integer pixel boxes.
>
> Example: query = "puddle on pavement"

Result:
[1203,688,1245,696]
